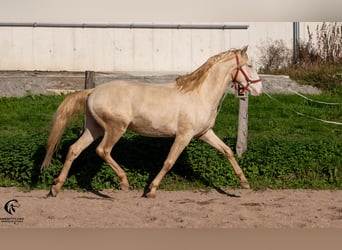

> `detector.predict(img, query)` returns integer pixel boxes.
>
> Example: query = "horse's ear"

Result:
[241,45,248,55]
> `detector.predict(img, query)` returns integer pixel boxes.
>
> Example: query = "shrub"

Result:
[258,39,292,72]
[313,22,342,63]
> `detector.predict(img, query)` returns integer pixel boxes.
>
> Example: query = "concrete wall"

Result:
[0,22,323,72]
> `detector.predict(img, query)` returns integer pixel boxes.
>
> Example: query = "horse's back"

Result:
[88,80,180,109]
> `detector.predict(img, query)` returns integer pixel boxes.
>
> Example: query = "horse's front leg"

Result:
[145,134,192,198]
[198,129,250,189]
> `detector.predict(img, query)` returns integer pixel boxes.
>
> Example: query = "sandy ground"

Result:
[0,187,341,228]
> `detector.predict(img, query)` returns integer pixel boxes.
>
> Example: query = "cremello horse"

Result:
[42,46,262,198]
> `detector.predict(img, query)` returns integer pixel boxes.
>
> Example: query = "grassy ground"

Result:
[216,92,341,141]
[0,91,341,191]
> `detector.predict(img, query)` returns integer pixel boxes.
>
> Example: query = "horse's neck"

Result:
[199,65,233,109]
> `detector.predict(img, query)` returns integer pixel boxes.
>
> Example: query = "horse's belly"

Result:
[128,116,177,137]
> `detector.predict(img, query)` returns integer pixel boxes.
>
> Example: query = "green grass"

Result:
[0,95,66,137]
[0,91,341,191]
[216,92,341,141]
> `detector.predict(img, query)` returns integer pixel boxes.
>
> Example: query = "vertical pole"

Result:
[83,71,95,130]
[236,95,248,157]
[293,22,300,64]
[85,71,95,89]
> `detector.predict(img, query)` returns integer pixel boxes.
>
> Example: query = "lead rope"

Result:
[263,91,342,126]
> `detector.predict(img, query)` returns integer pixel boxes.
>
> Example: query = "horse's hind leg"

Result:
[95,126,129,191]
[49,127,100,197]
[198,129,250,189]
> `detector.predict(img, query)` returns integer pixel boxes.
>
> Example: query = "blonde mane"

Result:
[175,50,236,92]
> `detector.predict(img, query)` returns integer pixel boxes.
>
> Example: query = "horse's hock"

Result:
[0,71,321,97]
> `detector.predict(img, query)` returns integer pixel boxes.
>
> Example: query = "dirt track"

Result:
[0,187,341,228]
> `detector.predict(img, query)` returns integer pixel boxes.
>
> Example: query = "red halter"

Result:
[232,53,261,95]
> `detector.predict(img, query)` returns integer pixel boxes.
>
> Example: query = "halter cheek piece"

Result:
[232,52,261,95]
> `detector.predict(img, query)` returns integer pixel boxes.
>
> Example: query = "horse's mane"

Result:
[175,50,237,92]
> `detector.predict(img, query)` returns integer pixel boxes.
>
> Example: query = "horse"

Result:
[41,45,262,198]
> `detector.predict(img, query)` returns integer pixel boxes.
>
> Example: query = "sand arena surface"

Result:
[0,187,341,228]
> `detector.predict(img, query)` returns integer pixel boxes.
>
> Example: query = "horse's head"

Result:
[232,46,262,96]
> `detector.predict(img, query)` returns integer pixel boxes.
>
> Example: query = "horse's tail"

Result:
[41,89,94,169]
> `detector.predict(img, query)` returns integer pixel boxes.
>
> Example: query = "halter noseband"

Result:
[232,52,261,95]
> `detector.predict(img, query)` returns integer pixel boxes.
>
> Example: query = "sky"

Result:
[0,0,341,24]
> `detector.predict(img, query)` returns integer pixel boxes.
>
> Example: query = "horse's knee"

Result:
[96,146,107,159]
[96,146,112,160]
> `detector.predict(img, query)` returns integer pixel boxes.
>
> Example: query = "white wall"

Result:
[0,25,248,72]
[0,22,325,72]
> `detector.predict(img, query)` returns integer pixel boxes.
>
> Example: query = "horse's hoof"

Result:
[144,190,156,199]
[240,181,251,189]
[120,183,130,192]
[47,186,59,197]
[142,185,157,198]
